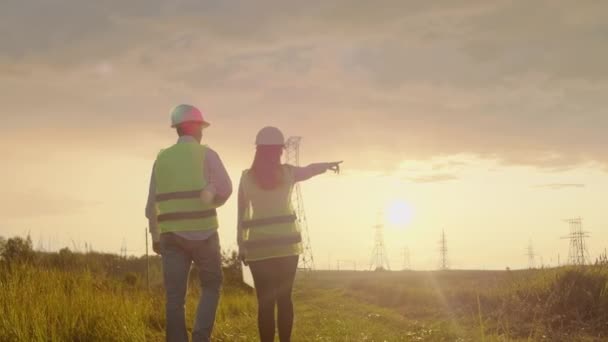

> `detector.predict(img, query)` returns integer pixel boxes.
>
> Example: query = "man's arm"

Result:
[145,164,161,247]
[204,148,233,207]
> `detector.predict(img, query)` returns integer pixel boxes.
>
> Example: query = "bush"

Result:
[222,249,244,287]
[123,272,139,287]
[0,236,6,255]
[509,267,608,329]
[2,236,36,265]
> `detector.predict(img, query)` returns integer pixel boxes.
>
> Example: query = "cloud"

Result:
[534,183,586,190]
[0,190,98,219]
[406,174,459,183]
[1,1,608,172]
[432,161,468,171]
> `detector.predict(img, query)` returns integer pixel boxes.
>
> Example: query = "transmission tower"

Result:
[71,239,82,253]
[525,240,536,269]
[369,218,390,271]
[561,218,590,266]
[285,136,315,270]
[36,235,45,252]
[120,238,128,259]
[402,246,411,270]
[439,230,449,270]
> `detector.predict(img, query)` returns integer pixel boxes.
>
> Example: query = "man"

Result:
[145,104,232,342]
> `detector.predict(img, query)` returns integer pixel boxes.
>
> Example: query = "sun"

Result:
[386,200,413,227]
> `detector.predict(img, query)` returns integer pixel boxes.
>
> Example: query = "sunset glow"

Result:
[386,200,414,228]
[1,1,607,271]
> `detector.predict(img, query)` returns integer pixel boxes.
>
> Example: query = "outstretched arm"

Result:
[292,161,343,182]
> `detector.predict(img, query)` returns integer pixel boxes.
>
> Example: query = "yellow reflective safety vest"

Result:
[154,143,218,234]
[240,165,303,261]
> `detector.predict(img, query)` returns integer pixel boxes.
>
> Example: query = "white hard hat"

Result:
[170,104,210,128]
[255,126,285,146]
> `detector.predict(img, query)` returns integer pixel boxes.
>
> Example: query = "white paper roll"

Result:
[241,263,255,288]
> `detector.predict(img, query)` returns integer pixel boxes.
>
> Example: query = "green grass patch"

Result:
[2,261,607,341]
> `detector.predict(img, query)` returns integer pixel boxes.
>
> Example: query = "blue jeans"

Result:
[160,232,223,342]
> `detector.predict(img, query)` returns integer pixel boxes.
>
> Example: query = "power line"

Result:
[285,136,315,270]
[336,259,357,271]
[439,230,448,270]
[402,246,411,270]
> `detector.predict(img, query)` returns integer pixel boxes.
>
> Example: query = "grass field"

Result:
[1,252,607,341]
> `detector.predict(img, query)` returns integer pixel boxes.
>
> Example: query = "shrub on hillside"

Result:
[490,267,608,337]
[123,272,139,287]
[0,236,6,256]
[1,236,36,265]
[222,250,244,286]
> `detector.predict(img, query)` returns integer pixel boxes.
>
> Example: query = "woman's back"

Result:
[241,164,295,219]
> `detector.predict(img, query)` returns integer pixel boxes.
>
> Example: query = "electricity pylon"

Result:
[526,240,536,269]
[285,136,315,270]
[561,218,590,266]
[370,216,390,271]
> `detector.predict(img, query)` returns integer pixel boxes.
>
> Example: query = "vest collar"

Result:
[177,136,198,144]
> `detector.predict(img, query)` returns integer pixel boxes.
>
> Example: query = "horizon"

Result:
[2,1,608,270]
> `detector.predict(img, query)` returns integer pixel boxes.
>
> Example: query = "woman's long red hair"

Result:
[249,145,284,190]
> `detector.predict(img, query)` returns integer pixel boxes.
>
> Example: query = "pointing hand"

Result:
[327,161,343,174]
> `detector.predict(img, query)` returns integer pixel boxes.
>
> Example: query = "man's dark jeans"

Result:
[160,232,223,342]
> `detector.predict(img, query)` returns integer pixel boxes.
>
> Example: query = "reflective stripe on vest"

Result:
[154,143,219,234]
[156,189,202,202]
[242,214,297,229]
[243,232,302,249]
[157,209,217,222]
[240,166,303,261]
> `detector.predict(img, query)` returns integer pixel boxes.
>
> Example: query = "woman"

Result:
[237,126,342,342]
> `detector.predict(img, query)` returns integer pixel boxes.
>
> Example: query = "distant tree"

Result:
[217,249,247,288]
[55,247,76,268]
[2,235,36,264]
[59,247,72,256]
[0,236,6,256]
[123,272,139,287]
[222,249,242,272]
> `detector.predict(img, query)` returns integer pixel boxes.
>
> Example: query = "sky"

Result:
[1,0,607,270]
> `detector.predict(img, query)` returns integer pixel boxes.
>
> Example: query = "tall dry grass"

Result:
[305,266,608,340]
[0,263,257,342]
